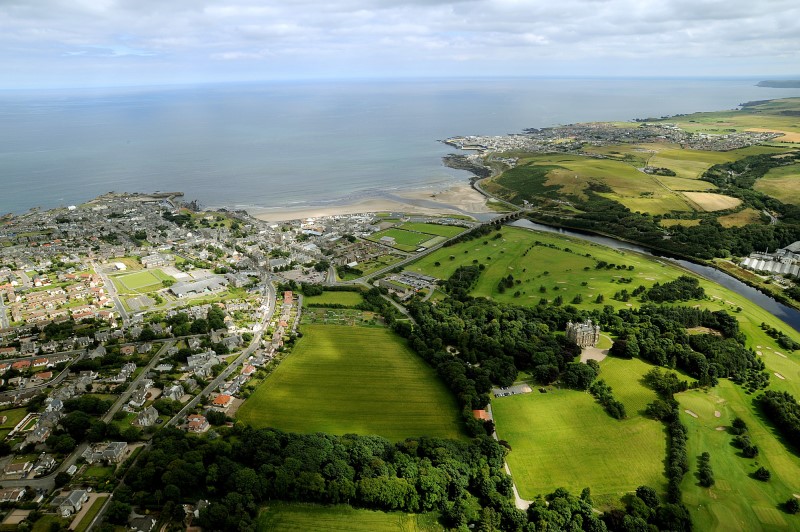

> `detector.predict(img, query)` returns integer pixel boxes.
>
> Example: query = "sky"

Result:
[2,0,799,88]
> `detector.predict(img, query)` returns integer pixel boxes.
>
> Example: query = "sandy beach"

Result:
[250,182,493,222]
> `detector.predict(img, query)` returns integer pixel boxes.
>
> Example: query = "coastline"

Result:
[248,182,491,222]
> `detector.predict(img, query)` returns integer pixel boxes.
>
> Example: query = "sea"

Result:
[1,77,799,215]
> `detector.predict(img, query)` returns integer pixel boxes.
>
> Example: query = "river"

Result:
[509,219,800,333]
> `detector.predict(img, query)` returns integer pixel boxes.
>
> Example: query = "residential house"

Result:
[4,461,32,476]
[82,441,127,464]
[50,490,89,517]
[186,414,209,433]
[11,359,30,371]
[33,453,56,475]
[212,394,233,409]
[164,384,184,402]
[0,487,26,503]
[135,406,159,427]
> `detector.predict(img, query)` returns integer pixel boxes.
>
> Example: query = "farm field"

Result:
[682,192,742,212]
[303,290,365,307]
[487,153,696,215]
[111,269,173,293]
[256,502,443,532]
[755,162,800,205]
[666,99,800,138]
[717,208,765,228]
[237,324,464,441]
[492,356,667,508]
[678,381,800,531]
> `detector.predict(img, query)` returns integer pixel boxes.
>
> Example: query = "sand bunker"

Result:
[684,409,699,418]
[714,411,721,418]
[757,351,763,356]
[715,426,726,431]
[775,352,787,358]
[774,372,786,380]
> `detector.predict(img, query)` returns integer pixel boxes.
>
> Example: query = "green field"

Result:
[256,502,443,532]
[678,382,800,531]
[492,357,667,508]
[0,408,28,429]
[303,291,365,307]
[410,224,800,517]
[755,162,800,205]
[237,324,464,440]
[368,228,434,251]
[398,222,467,238]
[112,269,173,293]
[301,308,381,327]
[338,254,403,280]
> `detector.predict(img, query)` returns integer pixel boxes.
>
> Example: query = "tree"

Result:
[54,471,71,488]
[754,467,771,481]
[635,485,659,509]
[786,497,800,514]
[105,501,132,525]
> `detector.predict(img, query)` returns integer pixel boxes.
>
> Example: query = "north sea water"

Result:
[1,77,798,214]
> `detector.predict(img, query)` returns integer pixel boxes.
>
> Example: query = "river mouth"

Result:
[509,218,800,333]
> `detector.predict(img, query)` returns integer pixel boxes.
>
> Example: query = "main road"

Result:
[92,260,130,324]
[166,279,277,427]
[0,292,9,328]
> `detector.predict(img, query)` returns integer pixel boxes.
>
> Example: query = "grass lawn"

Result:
[399,222,467,238]
[338,255,403,280]
[237,324,464,441]
[73,496,108,532]
[755,162,800,205]
[256,502,443,532]
[678,381,800,531]
[32,515,71,532]
[0,408,28,428]
[303,291,365,307]
[81,465,115,481]
[492,357,667,509]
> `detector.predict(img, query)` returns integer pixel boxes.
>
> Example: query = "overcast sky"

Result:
[2,0,799,88]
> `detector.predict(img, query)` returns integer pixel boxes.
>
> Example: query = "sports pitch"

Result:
[237,324,464,441]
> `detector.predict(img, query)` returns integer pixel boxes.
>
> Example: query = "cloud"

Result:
[0,0,798,87]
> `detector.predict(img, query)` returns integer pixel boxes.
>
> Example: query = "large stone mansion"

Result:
[566,319,600,348]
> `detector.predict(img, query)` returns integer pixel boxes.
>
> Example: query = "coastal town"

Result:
[0,191,479,530]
